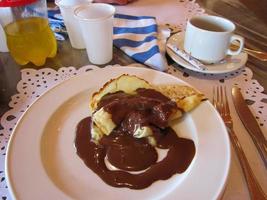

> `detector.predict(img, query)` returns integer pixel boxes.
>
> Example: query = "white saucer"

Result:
[166,32,248,74]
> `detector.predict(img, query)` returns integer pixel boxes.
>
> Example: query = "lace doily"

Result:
[0,64,266,199]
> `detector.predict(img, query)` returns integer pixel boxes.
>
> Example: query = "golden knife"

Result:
[232,86,267,168]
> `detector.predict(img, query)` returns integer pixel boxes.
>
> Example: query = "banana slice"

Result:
[133,126,156,146]
[92,107,116,136]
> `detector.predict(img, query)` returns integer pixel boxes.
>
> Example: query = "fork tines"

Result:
[213,85,233,129]
[213,86,229,116]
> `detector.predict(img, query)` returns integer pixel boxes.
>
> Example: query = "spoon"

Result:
[231,44,267,61]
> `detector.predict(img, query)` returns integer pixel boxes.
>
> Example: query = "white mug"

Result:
[184,15,244,64]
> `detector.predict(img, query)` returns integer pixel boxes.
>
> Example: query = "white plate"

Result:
[166,32,248,74]
[6,66,231,200]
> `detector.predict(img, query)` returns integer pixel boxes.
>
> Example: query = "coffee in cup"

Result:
[184,15,244,64]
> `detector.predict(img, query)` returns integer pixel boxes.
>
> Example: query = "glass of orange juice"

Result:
[0,0,57,66]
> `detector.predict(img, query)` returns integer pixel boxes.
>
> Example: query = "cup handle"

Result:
[227,34,244,56]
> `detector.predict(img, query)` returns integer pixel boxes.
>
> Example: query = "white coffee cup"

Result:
[56,0,92,49]
[184,15,244,64]
[74,3,115,65]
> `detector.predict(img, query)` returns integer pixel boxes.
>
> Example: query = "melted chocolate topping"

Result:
[75,89,195,189]
[97,88,178,129]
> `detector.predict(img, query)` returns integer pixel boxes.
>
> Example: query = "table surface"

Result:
[0,1,266,199]
[1,0,267,118]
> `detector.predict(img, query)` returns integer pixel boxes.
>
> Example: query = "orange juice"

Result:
[4,17,57,66]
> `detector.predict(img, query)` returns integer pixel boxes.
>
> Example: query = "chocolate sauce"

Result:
[75,89,195,189]
[101,132,158,171]
[97,88,178,129]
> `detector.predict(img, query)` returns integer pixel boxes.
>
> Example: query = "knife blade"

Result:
[232,86,267,168]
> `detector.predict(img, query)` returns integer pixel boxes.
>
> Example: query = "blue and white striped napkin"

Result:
[113,14,167,71]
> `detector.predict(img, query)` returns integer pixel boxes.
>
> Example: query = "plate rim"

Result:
[5,66,231,200]
[166,32,248,74]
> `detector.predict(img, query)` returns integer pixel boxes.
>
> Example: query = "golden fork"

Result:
[213,86,267,200]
